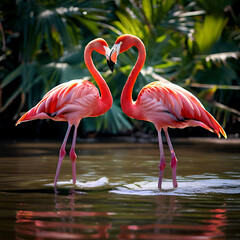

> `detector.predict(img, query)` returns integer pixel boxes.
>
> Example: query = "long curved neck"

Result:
[121,38,146,119]
[84,44,112,114]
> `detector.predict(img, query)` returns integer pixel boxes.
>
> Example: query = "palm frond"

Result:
[83,102,133,134]
[194,16,228,53]
[205,52,240,65]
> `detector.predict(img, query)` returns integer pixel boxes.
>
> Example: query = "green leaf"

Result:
[194,16,228,53]
[1,65,22,88]
[142,0,153,23]
[205,52,240,64]
[0,84,23,112]
[156,35,167,43]
[198,86,217,100]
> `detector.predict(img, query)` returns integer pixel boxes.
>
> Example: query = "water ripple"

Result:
[110,177,240,196]
[45,177,110,190]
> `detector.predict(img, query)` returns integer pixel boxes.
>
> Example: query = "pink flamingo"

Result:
[108,34,227,188]
[16,38,113,186]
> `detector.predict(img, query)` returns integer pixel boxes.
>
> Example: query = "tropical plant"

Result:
[107,0,240,135]
[0,0,132,137]
[0,0,239,138]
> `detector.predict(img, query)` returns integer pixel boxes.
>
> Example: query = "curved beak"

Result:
[107,57,115,72]
[107,42,121,72]
[104,45,114,72]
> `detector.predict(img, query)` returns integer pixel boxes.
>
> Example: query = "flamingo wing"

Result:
[16,80,99,125]
[138,81,226,138]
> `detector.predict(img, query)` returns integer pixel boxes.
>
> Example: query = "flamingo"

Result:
[107,34,227,188]
[16,38,113,186]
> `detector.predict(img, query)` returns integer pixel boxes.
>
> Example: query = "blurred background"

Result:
[0,0,239,141]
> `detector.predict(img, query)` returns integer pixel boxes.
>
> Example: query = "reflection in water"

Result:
[205,208,227,238]
[15,189,228,239]
[15,190,113,239]
[118,197,227,240]
[118,221,226,240]
[0,141,239,239]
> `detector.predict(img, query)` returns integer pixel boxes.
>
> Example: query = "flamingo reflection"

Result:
[204,208,227,238]
[15,190,113,239]
[118,198,227,240]
[15,191,227,239]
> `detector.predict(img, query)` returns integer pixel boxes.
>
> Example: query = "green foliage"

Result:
[197,0,229,16]
[194,16,228,53]
[108,0,240,134]
[83,101,132,134]
[0,0,239,137]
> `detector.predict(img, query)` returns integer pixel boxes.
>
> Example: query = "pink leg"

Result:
[158,129,166,189]
[164,128,178,188]
[69,125,78,184]
[54,124,72,186]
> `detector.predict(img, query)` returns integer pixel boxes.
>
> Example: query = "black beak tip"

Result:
[107,59,115,72]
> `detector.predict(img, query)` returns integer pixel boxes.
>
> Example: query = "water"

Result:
[0,139,240,239]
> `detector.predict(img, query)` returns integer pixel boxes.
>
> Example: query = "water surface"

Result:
[0,139,239,239]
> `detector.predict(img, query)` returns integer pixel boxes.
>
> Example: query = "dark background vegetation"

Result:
[0,0,239,141]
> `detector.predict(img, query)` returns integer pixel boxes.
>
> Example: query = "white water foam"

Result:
[45,177,110,190]
[110,178,240,196]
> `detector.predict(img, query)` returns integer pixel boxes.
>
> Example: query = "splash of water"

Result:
[45,177,110,190]
[110,177,240,196]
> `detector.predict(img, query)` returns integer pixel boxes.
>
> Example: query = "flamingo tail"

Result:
[15,107,49,126]
[201,110,227,139]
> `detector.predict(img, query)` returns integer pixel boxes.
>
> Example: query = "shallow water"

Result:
[0,140,240,239]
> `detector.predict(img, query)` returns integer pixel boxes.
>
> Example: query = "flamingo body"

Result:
[16,80,102,126]
[108,34,226,188]
[16,38,112,186]
[136,81,226,137]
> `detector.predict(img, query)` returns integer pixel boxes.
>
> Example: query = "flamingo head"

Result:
[107,34,141,72]
[92,38,111,59]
